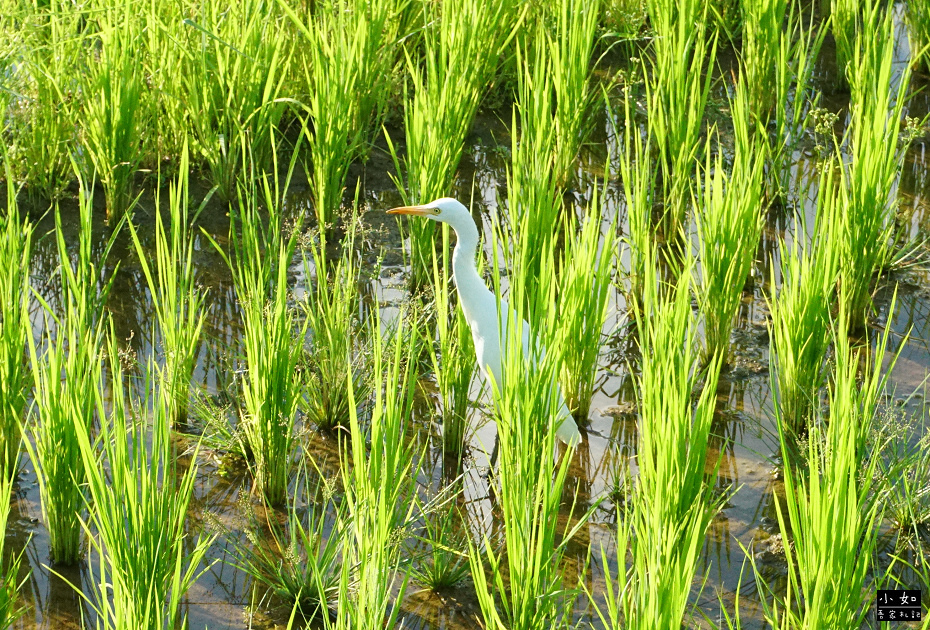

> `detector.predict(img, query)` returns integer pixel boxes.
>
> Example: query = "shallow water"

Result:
[6,5,930,630]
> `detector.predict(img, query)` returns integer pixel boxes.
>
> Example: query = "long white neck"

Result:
[449,214,484,302]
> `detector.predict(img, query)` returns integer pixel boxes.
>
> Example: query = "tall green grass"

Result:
[79,3,145,220]
[470,242,588,630]
[127,144,208,425]
[739,0,788,121]
[762,302,899,629]
[183,0,290,201]
[767,166,840,430]
[207,151,305,505]
[387,0,521,287]
[0,469,27,628]
[77,335,214,629]
[619,248,724,629]
[282,0,400,230]
[0,173,31,474]
[694,82,766,365]
[830,0,858,91]
[839,1,911,332]
[318,312,420,630]
[907,0,930,72]
[645,0,717,239]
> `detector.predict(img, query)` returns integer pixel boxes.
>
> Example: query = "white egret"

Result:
[388,197,581,447]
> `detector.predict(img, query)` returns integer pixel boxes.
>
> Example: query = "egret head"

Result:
[386,197,469,223]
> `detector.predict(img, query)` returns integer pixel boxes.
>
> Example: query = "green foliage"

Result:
[740,0,788,121]
[907,0,930,72]
[0,470,27,629]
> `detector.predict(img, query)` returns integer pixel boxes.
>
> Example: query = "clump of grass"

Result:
[79,4,145,220]
[830,0,858,91]
[127,143,209,425]
[906,0,930,73]
[618,248,724,629]
[387,0,521,288]
[762,301,899,629]
[0,469,28,628]
[208,155,306,506]
[410,493,471,592]
[739,0,788,121]
[182,0,290,201]
[77,337,215,629]
[282,0,400,230]
[555,181,615,420]
[767,166,840,431]
[0,173,32,474]
[645,0,717,239]
[694,81,766,365]
[301,204,369,433]
[233,462,343,618]
[319,311,421,630]
[838,1,911,333]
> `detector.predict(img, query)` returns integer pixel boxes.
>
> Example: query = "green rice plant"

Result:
[426,225,476,461]
[409,491,471,591]
[470,232,591,630]
[210,174,305,506]
[644,0,717,240]
[23,180,118,565]
[7,0,83,201]
[281,0,400,231]
[318,310,420,630]
[621,248,724,629]
[617,87,655,311]
[76,335,214,629]
[127,143,208,425]
[907,0,930,73]
[767,166,840,431]
[182,0,290,201]
[231,459,342,618]
[762,301,899,629]
[694,82,766,365]
[831,0,857,91]
[555,181,615,420]
[79,3,145,220]
[0,172,32,474]
[739,0,788,121]
[838,1,911,333]
[387,0,522,288]
[769,3,826,197]
[301,204,369,432]
[0,469,28,628]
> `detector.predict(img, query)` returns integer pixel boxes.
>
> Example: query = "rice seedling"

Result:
[409,491,471,592]
[762,300,899,629]
[644,0,717,240]
[555,181,615,420]
[907,0,930,72]
[0,172,32,474]
[6,0,83,201]
[231,458,342,618]
[127,143,208,425]
[767,166,840,431]
[830,0,858,91]
[616,87,655,310]
[0,469,28,629]
[182,0,290,201]
[208,171,305,506]
[79,3,145,220]
[301,202,369,432]
[23,179,119,565]
[281,0,400,231]
[838,1,912,333]
[619,248,725,629]
[387,0,522,287]
[76,333,214,629]
[739,0,788,121]
[318,310,420,630]
[426,225,475,461]
[694,81,766,365]
[469,263,585,630]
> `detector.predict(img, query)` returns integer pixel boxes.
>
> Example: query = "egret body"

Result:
[388,197,581,447]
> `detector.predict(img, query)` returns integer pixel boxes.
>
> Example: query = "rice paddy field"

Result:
[2,0,930,628]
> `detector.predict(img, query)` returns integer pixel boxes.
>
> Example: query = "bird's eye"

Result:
[432,208,441,215]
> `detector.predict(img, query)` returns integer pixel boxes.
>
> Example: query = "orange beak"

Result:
[387,205,433,217]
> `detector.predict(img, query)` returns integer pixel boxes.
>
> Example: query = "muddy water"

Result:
[8,8,930,630]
